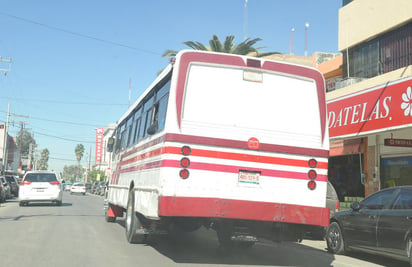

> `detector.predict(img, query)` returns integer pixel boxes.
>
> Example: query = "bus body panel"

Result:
[106,50,330,238]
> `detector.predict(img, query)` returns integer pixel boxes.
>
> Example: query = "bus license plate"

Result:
[238,170,260,186]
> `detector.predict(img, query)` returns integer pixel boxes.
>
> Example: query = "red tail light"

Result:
[181,146,191,156]
[335,201,340,212]
[308,170,317,179]
[179,169,190,179]
[20,180,32,185]
[49,181,61,185]
[308,158,317,168]
[180,157,190,168]
[308,180,316,190]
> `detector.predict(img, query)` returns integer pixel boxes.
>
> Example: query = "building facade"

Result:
[323,0,412,202]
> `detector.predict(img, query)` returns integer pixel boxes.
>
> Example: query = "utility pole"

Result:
[2,104,10,173]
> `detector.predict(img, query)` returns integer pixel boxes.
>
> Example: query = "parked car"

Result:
[18,171,63,206]
[85,183,92,193]
[0,180,7,203]
[63,182,72,191]
[91,181,99,194]
[70,182,86,195]
[326,186,412,265]
[0,177,12,200]
[306,181,340,239]
[4,175,19,197]
[96,181,107,196]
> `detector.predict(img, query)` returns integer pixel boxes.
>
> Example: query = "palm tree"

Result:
[162,34,280,58]
[75,144,85,181]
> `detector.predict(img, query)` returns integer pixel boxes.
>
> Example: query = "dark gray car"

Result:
[326,186,412,266]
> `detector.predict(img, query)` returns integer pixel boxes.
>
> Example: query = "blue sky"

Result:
[0,0,341,172]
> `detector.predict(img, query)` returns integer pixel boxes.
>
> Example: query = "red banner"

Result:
[95,128,104,162]
[327,77,412,138]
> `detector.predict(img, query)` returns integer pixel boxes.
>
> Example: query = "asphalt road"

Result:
[0,192,408,267]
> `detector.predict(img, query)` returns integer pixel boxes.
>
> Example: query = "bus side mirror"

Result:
[107,137,115,152]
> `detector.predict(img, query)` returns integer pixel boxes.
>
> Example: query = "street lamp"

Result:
[290,28,295,55]
[304,22,310,56]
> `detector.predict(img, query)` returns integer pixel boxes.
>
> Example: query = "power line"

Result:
[0,96,128,106]
[0,110,107,128]
[0,12,161,56]
[33,131,95,144]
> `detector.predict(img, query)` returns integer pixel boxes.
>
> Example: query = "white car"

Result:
[18,171,63,206]
[70,182,86,195]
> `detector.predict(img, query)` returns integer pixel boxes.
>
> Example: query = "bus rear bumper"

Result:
[158,196,330,227]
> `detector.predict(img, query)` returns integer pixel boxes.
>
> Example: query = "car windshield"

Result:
[24,173,57,183]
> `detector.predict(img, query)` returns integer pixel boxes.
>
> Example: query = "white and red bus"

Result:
[105,50,329,246]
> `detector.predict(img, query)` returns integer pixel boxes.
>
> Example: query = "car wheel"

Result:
[19,201,24,206]
[407,237,412,267]
[125,189,146,244]
[326,222,345,255]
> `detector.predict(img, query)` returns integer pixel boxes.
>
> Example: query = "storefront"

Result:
[329,139,365,201]
[327,76,412,197]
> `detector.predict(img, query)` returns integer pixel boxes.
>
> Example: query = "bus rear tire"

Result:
[125,189,146,244]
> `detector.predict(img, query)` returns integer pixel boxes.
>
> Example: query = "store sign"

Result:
[95,128,104,162]
[327,77,412,138]
[384,138,412,147]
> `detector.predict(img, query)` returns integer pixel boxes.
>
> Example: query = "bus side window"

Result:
[147,104,159,135]
[157,93,168,131]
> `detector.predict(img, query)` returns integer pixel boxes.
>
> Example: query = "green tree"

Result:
[88,169,107,182]
[62,165,80,182]
[15,129,36,158]
[75,144,85,180]
[162,34,280,58]
[37,148,49,170]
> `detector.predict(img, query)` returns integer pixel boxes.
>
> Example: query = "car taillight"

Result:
[49,181,61,185]
[20,180,32,185]
[335,200,340,212]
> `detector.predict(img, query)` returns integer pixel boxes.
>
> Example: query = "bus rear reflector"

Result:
[179,169,190,179]
[308,180,316,190]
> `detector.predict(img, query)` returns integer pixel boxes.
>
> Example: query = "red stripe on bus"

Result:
[158,196,330,227]
[164,133,329,158]
[118,159,327,182]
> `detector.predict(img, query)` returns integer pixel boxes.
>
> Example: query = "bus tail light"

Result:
[308,158,317,168]
[181,146,191,156]
[180,169,190,179]
[308,170,317,179]
[308,180,316,190]
[180,157,190,168]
